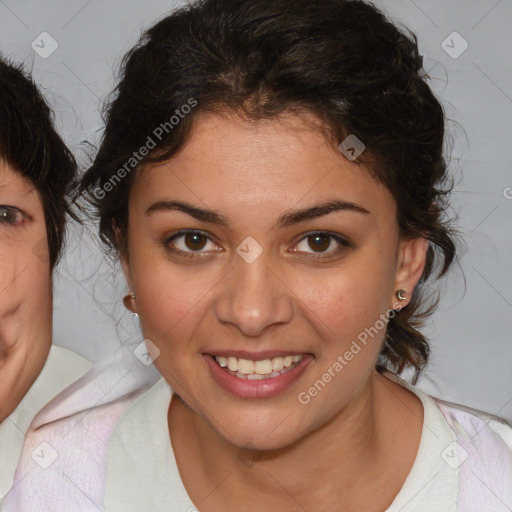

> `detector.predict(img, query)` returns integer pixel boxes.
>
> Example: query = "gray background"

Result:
[0,0,511,421]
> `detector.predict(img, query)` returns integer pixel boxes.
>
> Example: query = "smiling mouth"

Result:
[211,354,306,380]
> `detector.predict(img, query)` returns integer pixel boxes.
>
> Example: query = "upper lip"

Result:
[205,350,312,360]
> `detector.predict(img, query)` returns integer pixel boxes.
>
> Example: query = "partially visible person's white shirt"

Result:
[0,344,159,512]
[0,344,91,500]
[102,371,512,512]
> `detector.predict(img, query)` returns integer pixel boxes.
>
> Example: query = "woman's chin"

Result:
[205,411,307,452]
[227,432,297,454]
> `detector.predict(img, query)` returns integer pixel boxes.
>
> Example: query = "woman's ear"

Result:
[391,237,429,307]
[120,252,137,313]
[114,222,137,313]
[120,255,132,290]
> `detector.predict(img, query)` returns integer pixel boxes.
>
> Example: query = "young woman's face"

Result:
[123,111,427,449]
[0,161,52,422]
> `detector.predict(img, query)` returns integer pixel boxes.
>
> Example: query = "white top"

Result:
[0,345,91,500]
[0,345,159,512]
[104,372,512,512]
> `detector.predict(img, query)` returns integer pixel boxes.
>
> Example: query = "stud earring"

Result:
[396,289,407,301]
[123,291,136,312]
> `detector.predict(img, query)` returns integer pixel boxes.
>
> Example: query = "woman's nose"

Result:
[214,250,294,337]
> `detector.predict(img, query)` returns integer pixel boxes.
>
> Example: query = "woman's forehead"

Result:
[136,111,368,188]
[129,113,397,231]
[126,106,349,199]
[0,160,36,195]
[186,108,334,149]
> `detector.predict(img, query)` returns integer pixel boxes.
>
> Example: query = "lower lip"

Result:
[203,354,314,399]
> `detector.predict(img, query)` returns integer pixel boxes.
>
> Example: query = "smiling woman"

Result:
[0,56,92,501]
[79,0,512,510]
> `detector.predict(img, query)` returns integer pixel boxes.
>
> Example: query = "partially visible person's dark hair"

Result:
[80,0,459,383]
[0,55,77,270]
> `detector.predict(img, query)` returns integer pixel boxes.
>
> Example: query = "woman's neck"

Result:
[168,370,424,512]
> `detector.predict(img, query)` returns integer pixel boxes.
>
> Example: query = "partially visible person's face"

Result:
[0,161,52,422]
[122,110,428,449]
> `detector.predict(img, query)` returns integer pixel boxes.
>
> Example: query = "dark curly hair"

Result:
[80,0,459,383]
[0,55,77,269]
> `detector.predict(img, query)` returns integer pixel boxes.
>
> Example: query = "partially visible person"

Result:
[0,55,92,501]
[0,60,157,512]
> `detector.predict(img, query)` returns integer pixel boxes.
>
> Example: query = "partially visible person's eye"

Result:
[0,205,26,227]
[292,231,353,258]
[164,230,221,259]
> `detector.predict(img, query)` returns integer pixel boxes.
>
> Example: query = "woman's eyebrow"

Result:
[146,199,371,228]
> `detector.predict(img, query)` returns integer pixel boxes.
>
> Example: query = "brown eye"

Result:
[183,232,208,251]
[0,205,25,226]
[307,234,331,252]
[294,231,351,257]
[165,230,219,257]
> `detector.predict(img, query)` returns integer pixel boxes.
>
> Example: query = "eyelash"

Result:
[0,205,27,227]
[164,229,352,260]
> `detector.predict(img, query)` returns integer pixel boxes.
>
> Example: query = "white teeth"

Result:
[254,359,273,374]
[271,357,284,371]
[247,373,267,380]
[237,359,254,374]
[214,354,305,378]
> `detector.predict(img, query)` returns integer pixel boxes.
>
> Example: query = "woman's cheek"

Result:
[301,270,379,333]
